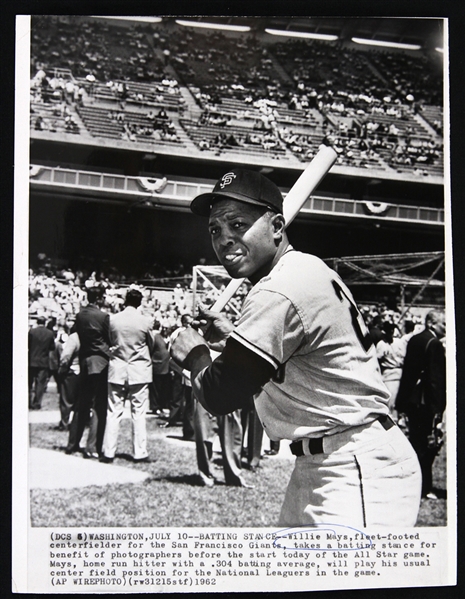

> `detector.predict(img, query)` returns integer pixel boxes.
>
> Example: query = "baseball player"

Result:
[171,168,422,528]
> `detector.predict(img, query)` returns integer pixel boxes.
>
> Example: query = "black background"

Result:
[1,2,463,598]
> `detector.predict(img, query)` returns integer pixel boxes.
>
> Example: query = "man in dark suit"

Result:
[66,285,110,458]
[396,310,446,499]
[161,314,195,436]
[28,316,55,409]
[149,321,171,414]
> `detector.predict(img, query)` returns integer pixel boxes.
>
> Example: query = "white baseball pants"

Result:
[279,420,422,528]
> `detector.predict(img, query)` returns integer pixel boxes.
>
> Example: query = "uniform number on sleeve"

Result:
[331,279,373,352]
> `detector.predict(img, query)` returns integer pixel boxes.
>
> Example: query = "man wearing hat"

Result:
[171,168,422,527]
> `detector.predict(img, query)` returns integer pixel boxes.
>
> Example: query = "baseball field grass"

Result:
[28,389,447,528]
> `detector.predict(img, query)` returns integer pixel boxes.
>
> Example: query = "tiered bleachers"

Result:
[31,15,165,83]
[274,105,320,127]
[168,28,288,93]
[86,79,184,111]
[274,41,385,98]
[360,108,426,139]
[29,16,444,180]
[393,157,444,178]
[275,116,327,162]
[76,105,121,139]
[179,118,288,158]
[332,140,387,170]
[77,105,185,147]
[198,96,321,130]
[419,105,443,135]
[271,38,442,108]
[373,136,443,177]
[357,109,444,177]
[30,102,80,135]
[282,134,326,162]
[366,49,443,106]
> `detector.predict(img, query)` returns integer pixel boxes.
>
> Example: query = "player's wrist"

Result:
[185,344,212,375]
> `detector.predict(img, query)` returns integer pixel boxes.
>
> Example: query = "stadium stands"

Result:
[77,105,184,146]
[30,15,444,180]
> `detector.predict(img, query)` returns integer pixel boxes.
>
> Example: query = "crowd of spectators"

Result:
[166,27,281,93]
[106,109,179,143]
[27,253,249,336]
[29,252,427,339]
[171,30,443,172]
[272,39,442,108]
[31,16,443,112]
[387,139,442,173]
[29,16,444,178]
[28,269,192,338]
[367,49,443,107]
[31,69,87,106]
[31,15,166,83]
[361,304,423,334]
[30,15,185,143]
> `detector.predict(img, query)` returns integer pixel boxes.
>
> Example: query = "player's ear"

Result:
[269,212,285,246]
[270,212,285,238]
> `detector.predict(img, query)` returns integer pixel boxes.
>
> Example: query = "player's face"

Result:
[208,199,283,284]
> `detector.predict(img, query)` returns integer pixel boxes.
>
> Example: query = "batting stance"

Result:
[171,168,422,528]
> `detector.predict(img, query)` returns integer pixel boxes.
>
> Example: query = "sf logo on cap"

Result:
[219,172,237,189]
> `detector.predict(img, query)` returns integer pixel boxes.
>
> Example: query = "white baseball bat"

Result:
[210,144,338,312]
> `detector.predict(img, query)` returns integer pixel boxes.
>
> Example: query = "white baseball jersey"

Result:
[229,248,390,441]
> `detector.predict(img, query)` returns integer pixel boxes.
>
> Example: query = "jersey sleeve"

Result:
[192,336,276,416]
[230,288,305,368]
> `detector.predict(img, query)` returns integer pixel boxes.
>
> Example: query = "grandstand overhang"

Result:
[29,163,445,229]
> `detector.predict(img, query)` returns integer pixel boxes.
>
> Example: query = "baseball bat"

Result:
[209,144,338,312]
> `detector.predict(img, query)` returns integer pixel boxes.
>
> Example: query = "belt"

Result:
[289,414,395,457]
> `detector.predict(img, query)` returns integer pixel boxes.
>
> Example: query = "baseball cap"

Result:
[190,168,283,216]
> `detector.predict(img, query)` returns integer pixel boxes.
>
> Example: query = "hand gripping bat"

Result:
[209,144,338,312]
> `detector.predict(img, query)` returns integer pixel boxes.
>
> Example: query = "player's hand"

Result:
[171,327,210,372]
[194,308,234,351]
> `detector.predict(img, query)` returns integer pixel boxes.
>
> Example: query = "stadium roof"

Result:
[167,16,444,50]
[90,16,444,51]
